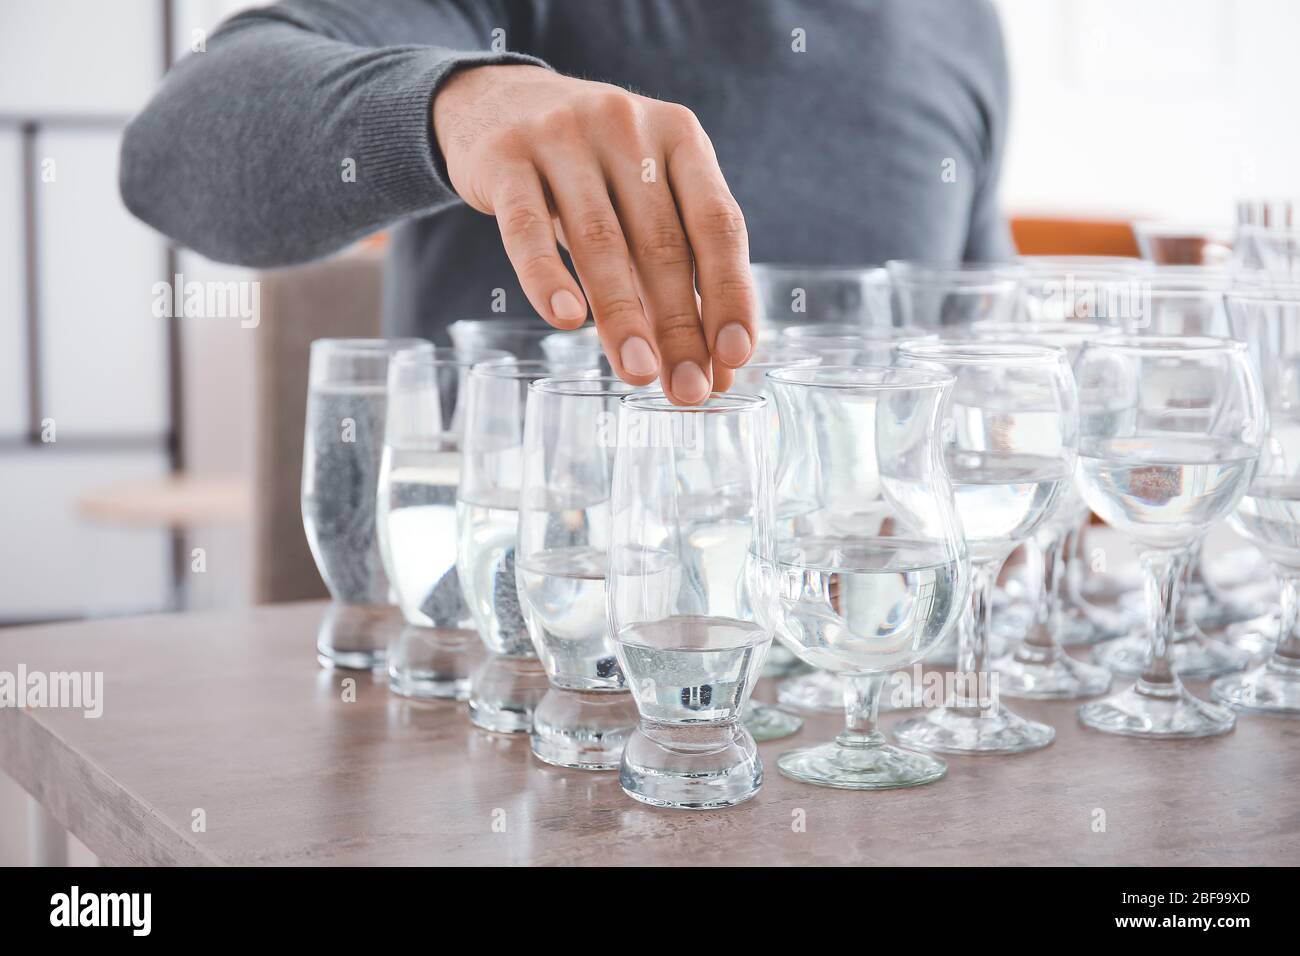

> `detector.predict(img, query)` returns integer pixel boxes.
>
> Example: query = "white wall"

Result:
[996,0,1300,226]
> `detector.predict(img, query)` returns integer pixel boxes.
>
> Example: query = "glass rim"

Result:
[782,322,928,341]
[470,357,595,380]
[738,345,822,369]
[1225,285,1300,305]
[750,262,888,281]
[1081,334,1249,356]
[970,319,1110,336]
[885,259,1023,282]
[448,317,562,335]
[529,375,638,398]
[620,390,768,413]
[895,340,1067,365]
[390,344,510,369]
[766,363,954,391]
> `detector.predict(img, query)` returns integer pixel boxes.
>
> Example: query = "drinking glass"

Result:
[458,358,598,732]
[450,317,593,364]
[1073,336,1262,737]
[541,325,609,373]
[1094,275,1259,675]
[376,345,507,698]
[609,392,776,808]
[750,263,893,335]
[886,261,1021,331]
[893,342,1078,754]
[968,322,1114,698]
[765,366,968,787]
[517,376,640,767]
[302,337,432,668]
[780,323,934,366]
[1214,290,1300,715]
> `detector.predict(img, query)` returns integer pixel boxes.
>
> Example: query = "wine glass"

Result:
[1073,336,1263,737]
[893,342,1078,754]
[377,345,507,698]
[457,358,598,732]
[302,337,432,669]
[1214,289,1300,715]
[750,263,893,335]
[885,261,1021,331]
[517,376,640,768]
[764,365,967,788]
[967,322,1114,699]
[608,391,776,809]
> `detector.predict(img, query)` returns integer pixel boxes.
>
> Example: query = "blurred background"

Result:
[1,0,1297,862]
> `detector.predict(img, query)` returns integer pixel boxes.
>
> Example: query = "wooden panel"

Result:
[1,599,1295,866]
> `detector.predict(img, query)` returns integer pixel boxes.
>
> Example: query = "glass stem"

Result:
[1021,529,1064,655]
[1064,517,1087,602]
[838,673,885,748]
[1273,572,1300,665]
[1138,548,1191,688]
[954,559,1000,715]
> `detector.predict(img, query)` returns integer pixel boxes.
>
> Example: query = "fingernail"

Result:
[671,361,711,404]
[620,336,658,376]
[714,323,752,365]
[550,289,586,323]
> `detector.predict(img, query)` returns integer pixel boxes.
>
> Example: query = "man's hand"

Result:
[433,64,756,403]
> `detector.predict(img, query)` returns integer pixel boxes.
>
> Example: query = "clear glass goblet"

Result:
[966,321,1114,699]
[302,337,432,669]
[893,342,1079,754]
[765,365,968,788]
[609,391,777,809]
[1214,289,1300,715]
[885,260,1021,331]
[517,376,639,768]
[1073,336,1263,737]
[457,358,597,733]
[377,345,507,698]
[750,263,893,336]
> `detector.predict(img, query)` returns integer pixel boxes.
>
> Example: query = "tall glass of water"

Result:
[609,391,777,808]
[302,337,431,669]
[517,375,639,767]
[766,365,968,788]
[376,344,507,698]
[458,358,596,732]
[1073,336,1262,737]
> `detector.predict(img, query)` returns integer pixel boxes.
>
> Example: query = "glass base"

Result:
[777,736,946,790]
[926,625,1010,668]
[1189,586,1271,631]
[467,655,549,734]
[1211,657,1300,716]
[995,646,1112,700]
[1079,679,1236,738]
[387,626,478,700]
[620,720,761,809]
[1058,600,1129,647]
[1095,631,1251,680]
[316,602,402,671]
[894,703,1055,755]
[742,700,803,742]
[777,670,920,714]
[530,688,638,769]
[761,643,804,678]
[1222,611,1280,657]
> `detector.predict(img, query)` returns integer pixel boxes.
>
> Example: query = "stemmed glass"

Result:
[886,261,1021,331]
[516,376,640,768]
[302,337,432,669]
[377,345,507,698]
[457,358,597,732]
[608,392,777,809]
[1215,289,1300,715]
[968,322,1114,699]
[893,342,1078,754]
[750,264,893,335]
[1073,336,1263,737]
[765,366,968,788]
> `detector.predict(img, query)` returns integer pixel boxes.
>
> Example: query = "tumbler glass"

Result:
[609,392,777,809]
[886,261,1021,331]
[517,376,639,767]
[376,345,507,698]
[450,316,594,365]
[750,263,893,335]
[302,337,431,669]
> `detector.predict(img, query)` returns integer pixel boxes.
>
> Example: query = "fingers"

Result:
[488,163,589,329]
[662,110,757,370]
[539,150,662,387]
[605,144,714,406]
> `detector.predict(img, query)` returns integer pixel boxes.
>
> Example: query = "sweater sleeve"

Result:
[119,0,548,267]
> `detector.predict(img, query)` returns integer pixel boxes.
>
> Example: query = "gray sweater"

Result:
[120,0,1013,341]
